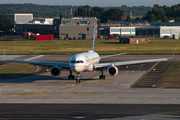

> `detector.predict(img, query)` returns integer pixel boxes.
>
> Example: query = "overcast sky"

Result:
[0,0,180,7]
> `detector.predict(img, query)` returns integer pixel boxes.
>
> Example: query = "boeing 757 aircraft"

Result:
[3,23,175,83]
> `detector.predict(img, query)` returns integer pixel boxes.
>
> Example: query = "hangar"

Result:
[100,23,180,38]
[136,26,180,38]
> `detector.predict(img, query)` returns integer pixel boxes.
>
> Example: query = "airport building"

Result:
[10,13,98,39]
[136,26,180,38]
[7,13,180,39]
[15,18,60,38]
[59,17,99,40]
[7,13,33,24]
[100,23,180,38]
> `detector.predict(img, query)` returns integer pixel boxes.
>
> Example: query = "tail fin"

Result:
[92,22,96,52]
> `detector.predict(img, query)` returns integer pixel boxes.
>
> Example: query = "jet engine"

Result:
[107,66,118,76]
[51,66,61,76]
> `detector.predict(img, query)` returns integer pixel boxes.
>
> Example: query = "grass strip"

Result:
[0,63,37,78]
[0,39,179,55]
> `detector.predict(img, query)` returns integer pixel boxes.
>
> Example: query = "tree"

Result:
[101,8,124,23]
[0,15,14,33]
[162,15,169,22]
[90,7,105,19]
[136,17,142,22]
[149,14,156,22]
[126,14,132,22]
[75,5,91,17]
[144,4,180,22]
[175,17,180,22]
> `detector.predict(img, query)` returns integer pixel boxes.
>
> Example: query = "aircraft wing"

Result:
[94,57,169,68]
[95,48,175,68]
[100,53,126,59]
[3,50,69,68]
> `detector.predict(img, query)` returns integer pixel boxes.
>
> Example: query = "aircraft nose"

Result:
[70,65,84,72]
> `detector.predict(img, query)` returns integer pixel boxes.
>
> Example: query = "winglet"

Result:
[168,47,176,59]
[3,49,9,61]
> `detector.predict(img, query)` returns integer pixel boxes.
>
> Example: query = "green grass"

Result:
[0,38,179,55]
[156,62,180,88]
[0,63,37,78]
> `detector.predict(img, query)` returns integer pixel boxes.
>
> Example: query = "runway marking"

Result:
[0,94,4,96]
[67,84,82,87]
[4,84,30,87]
[73,116,86,119]
[25,55,44,61]
[130,61,160,88]
[34,90,59,92]
[113,82,118,84]
[13,93,49,96]
[63,92,98,94]
[157,87,165,89]
[95,82,101,84]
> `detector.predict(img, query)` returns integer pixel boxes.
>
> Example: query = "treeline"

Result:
[105,5,152,17]
[144,4,180,22]
[0,3,151,18]
[74,5,124,23]
[0,4,78,18]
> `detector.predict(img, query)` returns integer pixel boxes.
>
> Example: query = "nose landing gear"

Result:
[68,70,81,83]
[76,73,81,83]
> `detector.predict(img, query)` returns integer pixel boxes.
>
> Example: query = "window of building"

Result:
[87,27,89,31]
[141,39,145,41]
[80,21,85,24]
[62,21,70,24]
[131,39,135,41]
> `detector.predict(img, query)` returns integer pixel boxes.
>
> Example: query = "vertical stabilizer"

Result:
[92,22,96,52]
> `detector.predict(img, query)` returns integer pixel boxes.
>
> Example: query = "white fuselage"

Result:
[69,50,100,73]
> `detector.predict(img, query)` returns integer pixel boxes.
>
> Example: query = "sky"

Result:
[0,0,180,7]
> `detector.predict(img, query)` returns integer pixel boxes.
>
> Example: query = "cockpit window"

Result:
[70,60,84,63]
[70,60,76,63]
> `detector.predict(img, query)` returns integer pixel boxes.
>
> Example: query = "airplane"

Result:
[3,23,175,83]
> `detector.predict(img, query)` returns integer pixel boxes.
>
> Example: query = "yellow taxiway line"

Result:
[13,93,49,96]
[34,90,59,92]
[4,84,30,87]
[63,92,98,94]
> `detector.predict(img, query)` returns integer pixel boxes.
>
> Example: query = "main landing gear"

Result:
[68,70,75,80]
[99,68,106,79]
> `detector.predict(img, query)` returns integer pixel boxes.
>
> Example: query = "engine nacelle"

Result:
[107,66,118,77]
[51,66,61,76]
